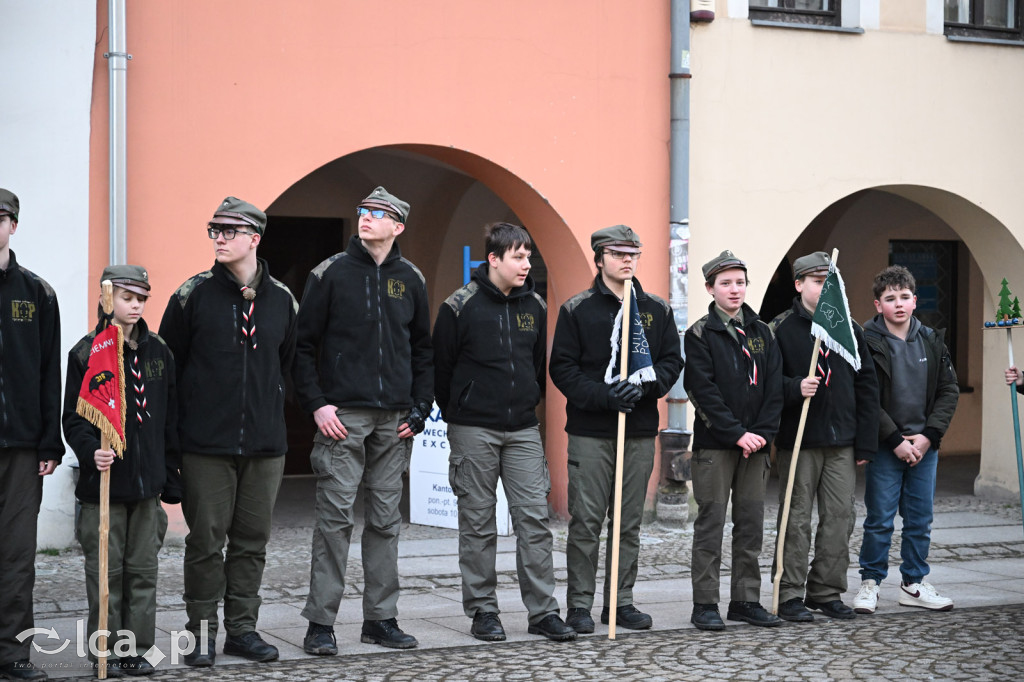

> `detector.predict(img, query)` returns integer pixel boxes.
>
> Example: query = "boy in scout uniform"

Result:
[684,250,783,631]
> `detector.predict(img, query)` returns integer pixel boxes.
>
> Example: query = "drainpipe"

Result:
[657,0,693,526]
[105,0,129,265]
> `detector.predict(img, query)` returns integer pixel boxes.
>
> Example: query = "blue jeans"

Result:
[858,446,938,585]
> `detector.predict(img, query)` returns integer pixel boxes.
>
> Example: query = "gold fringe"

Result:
[74,323,128,458]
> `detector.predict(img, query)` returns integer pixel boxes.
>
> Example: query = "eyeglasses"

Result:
[357,207,399,221]
[208,225,256,240]
[604,250,641,260]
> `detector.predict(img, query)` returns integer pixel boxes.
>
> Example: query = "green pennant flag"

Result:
[810,262,862,372]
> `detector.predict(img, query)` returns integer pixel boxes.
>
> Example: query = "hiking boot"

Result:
[527,613,577,641]
[182,646,215,667]
[224,631,279,662]
[92,659,123,678]
[805,598,855,620]
[600,604,653,630]
[1,660,49,681]
[690,603,725,631]
[566,608,595,634]
[119,656,155,677]
[726,601,782,627]
[777,597,814,623]
[303,622,338,655]
[361,618,418,649]
[899,581,954,611]
[470,612,506,642]
[852,579,880,614]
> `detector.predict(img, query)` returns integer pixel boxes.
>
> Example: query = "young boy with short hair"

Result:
[63,265,180,676]
[853,265,959,614]
[684,250,783,631]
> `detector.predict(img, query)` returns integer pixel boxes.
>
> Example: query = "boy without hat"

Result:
[853,266,959,614]
[684,250,783,631]
[295,186,432,652]
[433,222,576,643]
[159,197,298,666]
[63,265,180,676]
[550,225,683,634]
[0,189,64,681]
[768,252,878,623]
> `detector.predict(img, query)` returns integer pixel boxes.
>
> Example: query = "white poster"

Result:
[409,404,512,535]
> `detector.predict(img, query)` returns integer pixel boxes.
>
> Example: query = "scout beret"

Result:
[591,225,642,253]
[702,250,747,282]
[101,264,151,298]
[0,188,20,221]
[359,186,410,224]
[793,251,831,279]
[213,196,267,236]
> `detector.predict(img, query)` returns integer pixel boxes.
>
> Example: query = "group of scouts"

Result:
[0,183,962,680]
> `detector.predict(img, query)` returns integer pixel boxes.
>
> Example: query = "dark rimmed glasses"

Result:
[208,224,256,240]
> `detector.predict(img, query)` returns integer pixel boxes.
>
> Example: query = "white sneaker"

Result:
[852,580,880,614]
[899,581,954,611]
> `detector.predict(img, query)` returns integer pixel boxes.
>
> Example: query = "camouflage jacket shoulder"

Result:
[171,270,214,307]
[310,252,347,280]
[687,314,712,339]
[442,281,481,317]
[561,288,596,316]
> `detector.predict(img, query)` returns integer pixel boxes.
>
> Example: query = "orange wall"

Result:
[89,1,674,515]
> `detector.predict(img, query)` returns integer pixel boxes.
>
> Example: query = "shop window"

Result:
[749,0,842,26]
[945,0,1023,41]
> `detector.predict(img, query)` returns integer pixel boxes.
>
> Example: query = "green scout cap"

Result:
[793,251,831,279]
[591,225,642,253]
[702,250,747,283]
[213,196,267,235]
[101,264,151,298]
[0,188,20,221]
[359,186,410,224]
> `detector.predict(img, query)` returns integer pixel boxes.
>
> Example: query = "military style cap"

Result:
[591,225,642,253]
[793,251,831,279]
[702,250,747,282]
[359,186,410,224]
[0,188,19,221]
[101,264,151,298]
[213,196,267,235]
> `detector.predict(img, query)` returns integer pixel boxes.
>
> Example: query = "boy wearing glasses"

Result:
[550,225,683,634]
[295,186,432,653]
[159,197,298,667]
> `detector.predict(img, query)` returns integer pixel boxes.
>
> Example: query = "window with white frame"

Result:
[945,0,1023,40]
[749,0,841,26]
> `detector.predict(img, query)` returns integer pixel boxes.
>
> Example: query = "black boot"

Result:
[360,619,418,649]
[223,631,279,662]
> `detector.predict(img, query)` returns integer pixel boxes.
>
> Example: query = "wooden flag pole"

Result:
[97,280,114,680]
[608,278,633,640]
[771,248,839,615]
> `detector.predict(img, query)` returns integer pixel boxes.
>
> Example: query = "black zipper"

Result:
[504,303,515,427]
[236,302,247,454]
[375,267,384,406]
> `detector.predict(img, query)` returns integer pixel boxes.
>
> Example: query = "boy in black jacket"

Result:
[433,222,575,643]
[0,188,63,682]
[769,252,878,623]
[64,265,179,676]
[684,250,783,631]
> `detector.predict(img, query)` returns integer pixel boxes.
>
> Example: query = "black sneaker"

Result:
[777,597,815,623]
[303,622,338,655]
[118,656,155,677]
[470,612,506,641]
[223,631,279,662]
[527,613,577,641]
[600,604,653,630]
[727,601,782,627]
[92,659,124,678]
[691,603,726,631]
[183,645,215,667]
[361,618,418,649]
[805,598,856,620]
[1,660,48,681]
[565,607,595,634]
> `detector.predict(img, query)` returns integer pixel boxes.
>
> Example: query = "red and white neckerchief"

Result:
[817,346,832,387]
[129,349,150,424]
[733,320,758,386]
[240,286,257,349]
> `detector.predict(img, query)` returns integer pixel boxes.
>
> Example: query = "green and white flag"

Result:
[810,262,862,372]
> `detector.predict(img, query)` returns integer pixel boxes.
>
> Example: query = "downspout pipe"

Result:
[105,0,129,265]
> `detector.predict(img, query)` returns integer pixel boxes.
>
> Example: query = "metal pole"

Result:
[106,0,129,265]
[1007,330,1024,539]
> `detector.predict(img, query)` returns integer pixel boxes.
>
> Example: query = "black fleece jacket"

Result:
[63,318,181,504]
[550,276,683,439]
[0,250,64,462]
[684,302,783,450]
[770,298,879,460]
[433,263,546,431]
[294,236,433,414]
[159,259,298,457]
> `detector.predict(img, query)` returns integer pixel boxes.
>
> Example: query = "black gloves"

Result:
[403,401,431,435]
[608,380,644,413]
